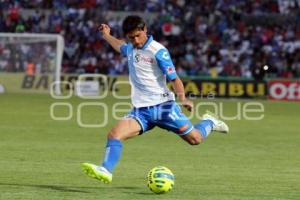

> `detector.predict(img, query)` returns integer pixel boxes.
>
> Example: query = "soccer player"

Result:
[82,15,229,184]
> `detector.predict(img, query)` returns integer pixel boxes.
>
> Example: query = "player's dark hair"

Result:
[122,15,146,35]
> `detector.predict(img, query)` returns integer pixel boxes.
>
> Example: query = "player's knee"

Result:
[188,137,202,145]
[107,130,121,140]
[184,130,203,145]
[187,135,203,145]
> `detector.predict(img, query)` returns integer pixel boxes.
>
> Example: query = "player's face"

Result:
[127,28,148,48]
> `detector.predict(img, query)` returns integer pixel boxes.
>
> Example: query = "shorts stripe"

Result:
[178,125,194,136]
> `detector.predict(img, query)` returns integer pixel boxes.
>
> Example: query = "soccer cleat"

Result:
[202,113,229,133]
[81,163,112,184]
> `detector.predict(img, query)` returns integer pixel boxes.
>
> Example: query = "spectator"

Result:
[0,0,299,78]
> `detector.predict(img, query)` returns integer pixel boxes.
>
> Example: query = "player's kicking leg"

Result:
[202,113,229,133]
[183,113,229,144]
[157,101,229,145]
[81,117,142,184]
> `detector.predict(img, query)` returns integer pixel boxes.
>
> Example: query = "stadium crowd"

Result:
[0,0,300,78]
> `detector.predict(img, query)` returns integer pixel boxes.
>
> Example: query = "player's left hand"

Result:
[181,99,193,112]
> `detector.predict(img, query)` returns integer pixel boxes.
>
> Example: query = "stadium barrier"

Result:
[0,73,299,101]
[176,77,266,98]
[268,80,300,101]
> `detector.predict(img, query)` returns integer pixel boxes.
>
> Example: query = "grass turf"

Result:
[0,93,299,200]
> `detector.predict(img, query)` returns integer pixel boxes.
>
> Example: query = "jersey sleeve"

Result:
[155,48,178,81]
[120,44,128,57]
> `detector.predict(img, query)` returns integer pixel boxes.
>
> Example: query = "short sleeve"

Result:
[120,44,128,57]
[155,49,177,81]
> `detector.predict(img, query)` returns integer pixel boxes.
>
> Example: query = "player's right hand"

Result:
[98,24,110,36]
[182,98,194,112]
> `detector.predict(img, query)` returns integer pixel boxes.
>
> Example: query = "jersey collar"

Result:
[141,35,153,50]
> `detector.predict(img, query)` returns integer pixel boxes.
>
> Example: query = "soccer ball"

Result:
[147,166,175,194]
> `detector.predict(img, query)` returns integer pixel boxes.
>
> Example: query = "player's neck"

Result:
[136,35,151,49]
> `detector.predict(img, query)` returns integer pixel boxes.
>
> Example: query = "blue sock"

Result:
[194,120,214,139]
[102,139,123,173]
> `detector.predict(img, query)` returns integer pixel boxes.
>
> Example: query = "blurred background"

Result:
[0,0,300,79]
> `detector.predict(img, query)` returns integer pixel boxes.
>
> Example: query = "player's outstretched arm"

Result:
[171,77,194,112]
[99,24,125,53]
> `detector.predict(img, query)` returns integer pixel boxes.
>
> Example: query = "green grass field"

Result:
[0,93,299,200]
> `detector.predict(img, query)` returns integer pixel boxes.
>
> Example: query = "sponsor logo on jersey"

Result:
[162,51,170,59]
[134,54,140,63]
[134,53,154,64]
[167,66,175,74]
[162,92,169,97]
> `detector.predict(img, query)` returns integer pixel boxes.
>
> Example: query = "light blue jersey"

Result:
[120,35,177,107]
